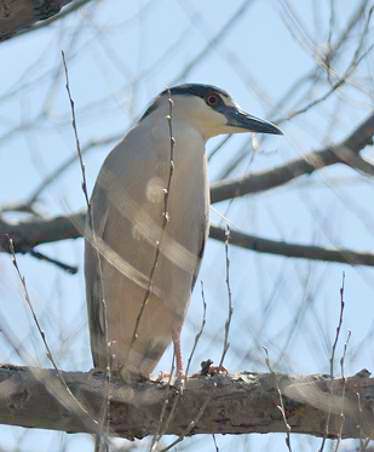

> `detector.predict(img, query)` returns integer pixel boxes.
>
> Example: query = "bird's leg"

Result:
[172,323,185,385]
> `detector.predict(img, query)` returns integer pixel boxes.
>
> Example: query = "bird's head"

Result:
[141,83,282,139]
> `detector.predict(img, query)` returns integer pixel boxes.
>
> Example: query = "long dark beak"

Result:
[225,107,282,135]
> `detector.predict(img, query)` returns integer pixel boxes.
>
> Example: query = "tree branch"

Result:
[0,364,373,440]
[210,112,374,204]
[209,225,374,267]
[0,0,92,43]
[0,212,83,253]
[2,214,374,267]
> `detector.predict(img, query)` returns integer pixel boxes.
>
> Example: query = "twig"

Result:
[219,226,233,369]
[356,392,370,451]
[153,286,208,451]
[212,434,220,451]
[159,396,212,452]
[61,51,90,211]
[148,355,176,452]
[61,51,111,449]
[185,281,207,377]
[330,273,346,378]
[8,239,95,425]
[334,330,351,452]
[264,347,293,452]
[319,273,347,452]
[29,249,78,274]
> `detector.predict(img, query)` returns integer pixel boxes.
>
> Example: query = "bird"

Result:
[84,83,282,387]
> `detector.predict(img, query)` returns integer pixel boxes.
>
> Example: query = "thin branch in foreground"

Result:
[159,396,212,452]
[8,239,95,426]
[153,283,208,451]
[219,226,233,369]
[137,91,180,452]
[61,50,90,211]
[264,347,293,452]
[330,273,346,379]
[185,281,208,378]
[212,434,220,452]
[334,330,352,452]
[149,359,175,452]
[62,50,111,448]
[320,273,347,452]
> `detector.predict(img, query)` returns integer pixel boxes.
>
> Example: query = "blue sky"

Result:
[0,1,373,450]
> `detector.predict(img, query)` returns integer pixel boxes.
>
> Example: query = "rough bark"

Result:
[0,365,373,440]
[0,0,88,42]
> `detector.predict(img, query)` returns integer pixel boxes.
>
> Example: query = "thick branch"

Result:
[210,112,374,203]
[0,0,89,42]
[0,365,373,440]
[0,212,83,253]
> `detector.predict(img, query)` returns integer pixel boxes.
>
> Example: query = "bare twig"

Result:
[334,330,352,452]
[212,434,220,451]
[153,286,208,451]
[8,239,95,425]
[159,396,212,452]
[330,273,346,379]
[219,226,233,369]
[62,51,111,449]
[319,273,347,452]
[264,347,293,452]
[148,356,176,452]
[185,281,208,377]
[61,51,90,211]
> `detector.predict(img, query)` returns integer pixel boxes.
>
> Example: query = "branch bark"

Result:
[210,225,374,267]
[0,212,83,252]
[0,364,373,440]
[0,0,90,42]
[210,112,374,204]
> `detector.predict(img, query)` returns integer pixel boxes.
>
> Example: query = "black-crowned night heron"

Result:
[85,83,282,385]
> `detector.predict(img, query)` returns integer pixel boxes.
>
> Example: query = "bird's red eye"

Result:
[207,94,219,106]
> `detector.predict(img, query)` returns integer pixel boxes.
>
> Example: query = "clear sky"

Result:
[0,1,373,450]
